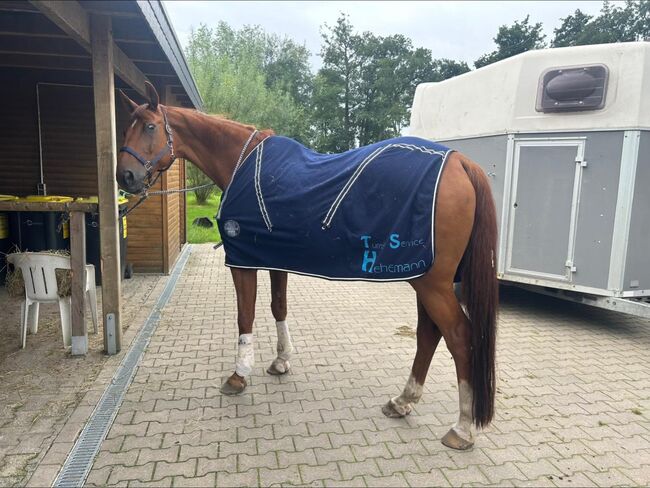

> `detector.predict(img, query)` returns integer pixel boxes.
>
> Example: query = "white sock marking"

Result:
[452,380,474,441]
[391,373,424,415]
[235,333,254,377]
[275,320,293,361]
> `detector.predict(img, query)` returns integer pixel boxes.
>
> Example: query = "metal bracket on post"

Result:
[106,313,117,355]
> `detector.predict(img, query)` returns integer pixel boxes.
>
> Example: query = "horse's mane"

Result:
[170,106,274,136]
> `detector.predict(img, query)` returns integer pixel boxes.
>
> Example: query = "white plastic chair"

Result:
[6,252,98,349]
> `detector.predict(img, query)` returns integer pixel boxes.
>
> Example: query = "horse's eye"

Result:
[146,123,155,131]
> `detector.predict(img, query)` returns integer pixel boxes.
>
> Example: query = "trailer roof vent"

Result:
[536,64,608,113]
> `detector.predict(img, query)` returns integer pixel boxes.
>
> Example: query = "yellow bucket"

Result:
[23,195,74,203]
[76,196,129,205]
[0,196,17,239]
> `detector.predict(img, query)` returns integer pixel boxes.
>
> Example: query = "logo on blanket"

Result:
[360,235,426,274]
[224,220,240,238]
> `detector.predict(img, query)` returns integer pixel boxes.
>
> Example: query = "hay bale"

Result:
[4,251,72,298]
[5,266,25,299]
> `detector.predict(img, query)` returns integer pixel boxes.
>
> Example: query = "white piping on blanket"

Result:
[322,143,448,229]
[254,143,273,232]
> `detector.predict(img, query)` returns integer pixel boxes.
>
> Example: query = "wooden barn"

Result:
[0,0,202,353]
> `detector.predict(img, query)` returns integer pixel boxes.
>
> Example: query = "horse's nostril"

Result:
[123,170,135,186]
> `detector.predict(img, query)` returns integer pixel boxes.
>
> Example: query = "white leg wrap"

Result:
[452,380,474,441]
[276,320,293,361]
[235,333,254,377]
[390,373,423,415]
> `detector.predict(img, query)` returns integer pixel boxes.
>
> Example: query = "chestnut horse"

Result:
[116,82,498,450]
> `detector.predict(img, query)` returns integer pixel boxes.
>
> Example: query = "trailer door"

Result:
[506,139,585,282]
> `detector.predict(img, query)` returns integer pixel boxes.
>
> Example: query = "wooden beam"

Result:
[0,53,90,71]
[160,86,170,274]
[29,0,148,97]
[69,211,88,355]
[0,34,90,56]
[29,0,90,50]
[0,1,39,13]
[91,13,122,355]
[0,201,98,212]
[113,43,148,95]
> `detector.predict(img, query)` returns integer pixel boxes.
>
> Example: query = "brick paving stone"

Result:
[338,458,381,479]
[442,465,490,486]
[195,455,237,477]
[584,468,636,487]
[404,470,451,488]
[362,472,408,487]
[293,432,331,451]
[216,469,259,487]
[329,431,367,449]
[323,475,367,487]
[128,476,174,487]
[351,443,392,462]
[107,463,155,484]
[172,473,216,487]
[238,451,278,471]
[259,465,302,486]
[479,461,529,485]
[153,459,197,481]
[278,448,317,468]
[300,462,342,483]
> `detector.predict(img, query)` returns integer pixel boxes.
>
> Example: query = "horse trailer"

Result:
[410,42,650,317]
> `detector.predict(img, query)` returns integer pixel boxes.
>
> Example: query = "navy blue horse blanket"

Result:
[217,135,452,281]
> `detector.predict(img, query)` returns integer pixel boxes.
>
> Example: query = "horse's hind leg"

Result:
[220,268,258,396]
[267,270,294,375]
[382,298,442,417]
[415,280,475,450]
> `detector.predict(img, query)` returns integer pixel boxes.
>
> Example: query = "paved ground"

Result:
[23,244,650,486]
[0,272,165,487]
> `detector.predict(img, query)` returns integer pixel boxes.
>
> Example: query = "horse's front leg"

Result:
[220,267,257,396]
[267,270,293,375]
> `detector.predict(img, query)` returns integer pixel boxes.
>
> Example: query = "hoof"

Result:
[381,398,412,418]
[220,373,247,396]
[267,358,290,375]
[441,428,474,450]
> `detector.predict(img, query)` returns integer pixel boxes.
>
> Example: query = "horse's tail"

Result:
[459,157,499,428]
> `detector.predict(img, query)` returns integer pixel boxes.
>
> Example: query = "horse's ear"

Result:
[118,89,138,114]
[145,81,159,111]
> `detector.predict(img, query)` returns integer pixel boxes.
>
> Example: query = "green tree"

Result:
[184,23,312,198]
[474,15,546,68]
[355,32,415,145]
[551,9,594,47]
[264,36,313,106]
[313,15,469,151]
[312,14,360,152]
[430,58,471,81]
[552,1,648,47]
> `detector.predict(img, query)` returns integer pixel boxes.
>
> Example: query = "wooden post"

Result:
[91,14,122,354]
[70,211,88,355]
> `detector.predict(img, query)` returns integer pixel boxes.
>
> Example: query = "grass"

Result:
[186,192,222,244]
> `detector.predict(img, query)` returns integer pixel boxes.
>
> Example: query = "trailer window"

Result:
[536,64,608,113]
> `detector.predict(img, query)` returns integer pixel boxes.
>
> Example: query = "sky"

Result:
[162,1,609,70]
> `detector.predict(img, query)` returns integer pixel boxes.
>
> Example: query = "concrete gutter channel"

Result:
[27,245,192,487]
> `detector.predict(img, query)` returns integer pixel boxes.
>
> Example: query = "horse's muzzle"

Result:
[117,169,145,194]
